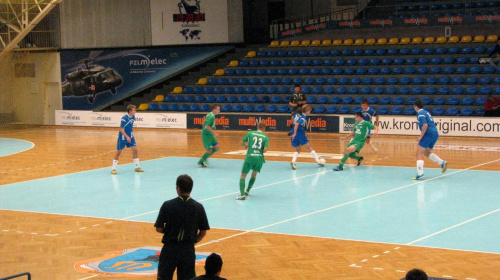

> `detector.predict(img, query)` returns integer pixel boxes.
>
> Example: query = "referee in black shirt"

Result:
[155,174,210,280]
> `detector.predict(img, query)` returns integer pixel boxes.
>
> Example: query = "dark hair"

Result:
[354,111,363,118]
[210,104,220,111]
[414,100,424,109]
[205,253,223,275]
[294,84,300,88]
[405,268,428,280]
[176,174,193,194]
[361,99,368,104]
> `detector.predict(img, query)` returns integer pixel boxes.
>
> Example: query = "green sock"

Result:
[201,152,210,162]
[348,152,360,160]
[239,178,246,196]
[247,177,256,192]
[339,154,349,168]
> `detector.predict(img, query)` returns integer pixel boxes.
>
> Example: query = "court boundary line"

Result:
[0,137,35,158]
[195,158,500,248]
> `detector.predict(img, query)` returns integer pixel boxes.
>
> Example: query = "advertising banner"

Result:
[60,45,232,111]
[55,110,187,129]
[150,0,233,45]
[187,113,339,133]
[340,116,500,138]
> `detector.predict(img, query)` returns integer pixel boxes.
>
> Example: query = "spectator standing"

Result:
[484,94,500,117]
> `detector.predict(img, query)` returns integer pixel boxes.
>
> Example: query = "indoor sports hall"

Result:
[0,127,499,279]
[1,0,500,280]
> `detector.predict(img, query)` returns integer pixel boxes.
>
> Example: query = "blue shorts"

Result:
[366,130,371,139]
[418,133,438,149]
[117,137,136,150]
[291,132,309,148]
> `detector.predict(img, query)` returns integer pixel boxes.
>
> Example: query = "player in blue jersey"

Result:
[111,104,144,174]
[413,101,447,180]
[360,99,379,152]
[289,104,324,170]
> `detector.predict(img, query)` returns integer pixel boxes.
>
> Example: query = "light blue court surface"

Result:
[1,157,499,254]
[0,138,34,157]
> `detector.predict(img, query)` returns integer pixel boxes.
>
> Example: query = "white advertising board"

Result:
[55,111,187,129]
[340,116,500,138]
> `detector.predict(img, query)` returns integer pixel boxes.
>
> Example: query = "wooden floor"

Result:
[1,125,499,280]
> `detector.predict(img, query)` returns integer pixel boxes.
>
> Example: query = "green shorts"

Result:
[347,141,365,153]
[201,133,218,150]
[241,157,264,174]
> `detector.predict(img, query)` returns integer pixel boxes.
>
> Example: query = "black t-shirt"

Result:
[155,196,210,244]
[191,275,227,280]
[290,93,305,111]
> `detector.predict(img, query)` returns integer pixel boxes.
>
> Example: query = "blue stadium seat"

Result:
[405,67,416,74]
[199,104,209,112]
[277,105,289,113]
[432,97,445,105]
[270,96,281,103]
[443,107,458,116]
[189,104,199,111]
[369,67,380,75]
[461,97,474,105]
[350,106,362,113]
[254,104,265,112]
[373,87,384,94]
[405,96,418,105]
[421,96,431,105]
[147,103,159,111]
[387,77,398,85]
[214,87,223,94]
[220,104,231,112]
[183,87,194,94]
[390,107,402,115]
[393,97,404,105]
[479,77,492,85]
[351,77,362,85]
[179,104,189,111]
[329,96,341,104]
[266,105,277,113]
[299,68,309,75]
[483,66,496,74]
[465,77,478,85]
[175,95,185,103]
[231,104,243,112]
[306,96,316,104]
[451,77,464,85]
[341,96,353,104]
[398,87,410,94]
[474,108,485,116]
[248,95,258,103]
[459,107,473,116]
[411,87,423,94]
[216,95,226,103]
[452,86,464,95]
[424,87,437,94]
[367,96,378,104]
[257,87,267,94]
[380,96,391,105]
[375,77,386,85]
[438,87,450,95]
[324,87,335,94]
[348,87,359,94]
[313,106,325,114]
[425,77,437,85]
[164,95,175,102]
[480,87,492,95]
[315,78,326,85]
[326,77,337,85]
[392,67,403,75]
[248,78,259,85]
[378,106,389,115]
[338,106,350,114]
[393,58,405,65]
[446,97,460,105]
[354,96,365,104]
[465,87,478,95]
[400,77,411,85]
[360,87,371,94]
[338,77,349,85]
[326,106,338,114]
[386,87,397,95]
[317,96,328,104]
[403,107,416,115]
[432,107,444,116]
[359,58,369,65]
[469,66,482,74]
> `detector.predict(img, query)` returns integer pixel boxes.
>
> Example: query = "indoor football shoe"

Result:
[413,174,425,180]
[245,191,250,196]
[111,169,117,175]
[441,161,448,173]
[198,161,207,168]
[290,162,296,170]
[333,166,343,171]
[357,157,364,166]
[135,168,144,172]
[236,195,246,200]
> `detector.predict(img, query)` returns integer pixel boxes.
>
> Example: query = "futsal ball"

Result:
[319,158,326,164]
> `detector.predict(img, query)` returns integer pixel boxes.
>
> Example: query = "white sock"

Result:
[311,150,320,163]
[112,160,118,170]
[292,152,299,163]
[417,160,424,175]
[429,153,444,165]
[134,158,140,168]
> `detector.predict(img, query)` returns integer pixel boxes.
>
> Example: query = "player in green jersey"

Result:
[237,122,269,200]
[333,111,375,171]
[198,104,221,167]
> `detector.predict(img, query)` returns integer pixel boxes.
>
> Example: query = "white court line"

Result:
[194,158,500,248]
[407,208,500,245]
[119,169,332,220]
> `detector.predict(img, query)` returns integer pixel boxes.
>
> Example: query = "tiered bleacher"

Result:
[138,32,497,117]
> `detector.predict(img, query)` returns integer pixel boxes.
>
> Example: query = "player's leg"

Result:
[291,146,301,170]
[333,145,357,171]
[246,170,258,195]
[414,144,426,180]
[426,136,447,173]
[238,162,251,200]
[366,131,378,152]
[112,149,122,174]
[131,146,143,172]
[303,142,322,165]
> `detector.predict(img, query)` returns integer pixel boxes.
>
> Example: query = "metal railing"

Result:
[0,272,31,280]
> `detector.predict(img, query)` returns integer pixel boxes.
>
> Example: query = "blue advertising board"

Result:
[60,45,233,110]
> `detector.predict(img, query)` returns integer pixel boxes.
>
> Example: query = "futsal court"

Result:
[0,126,499,280]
